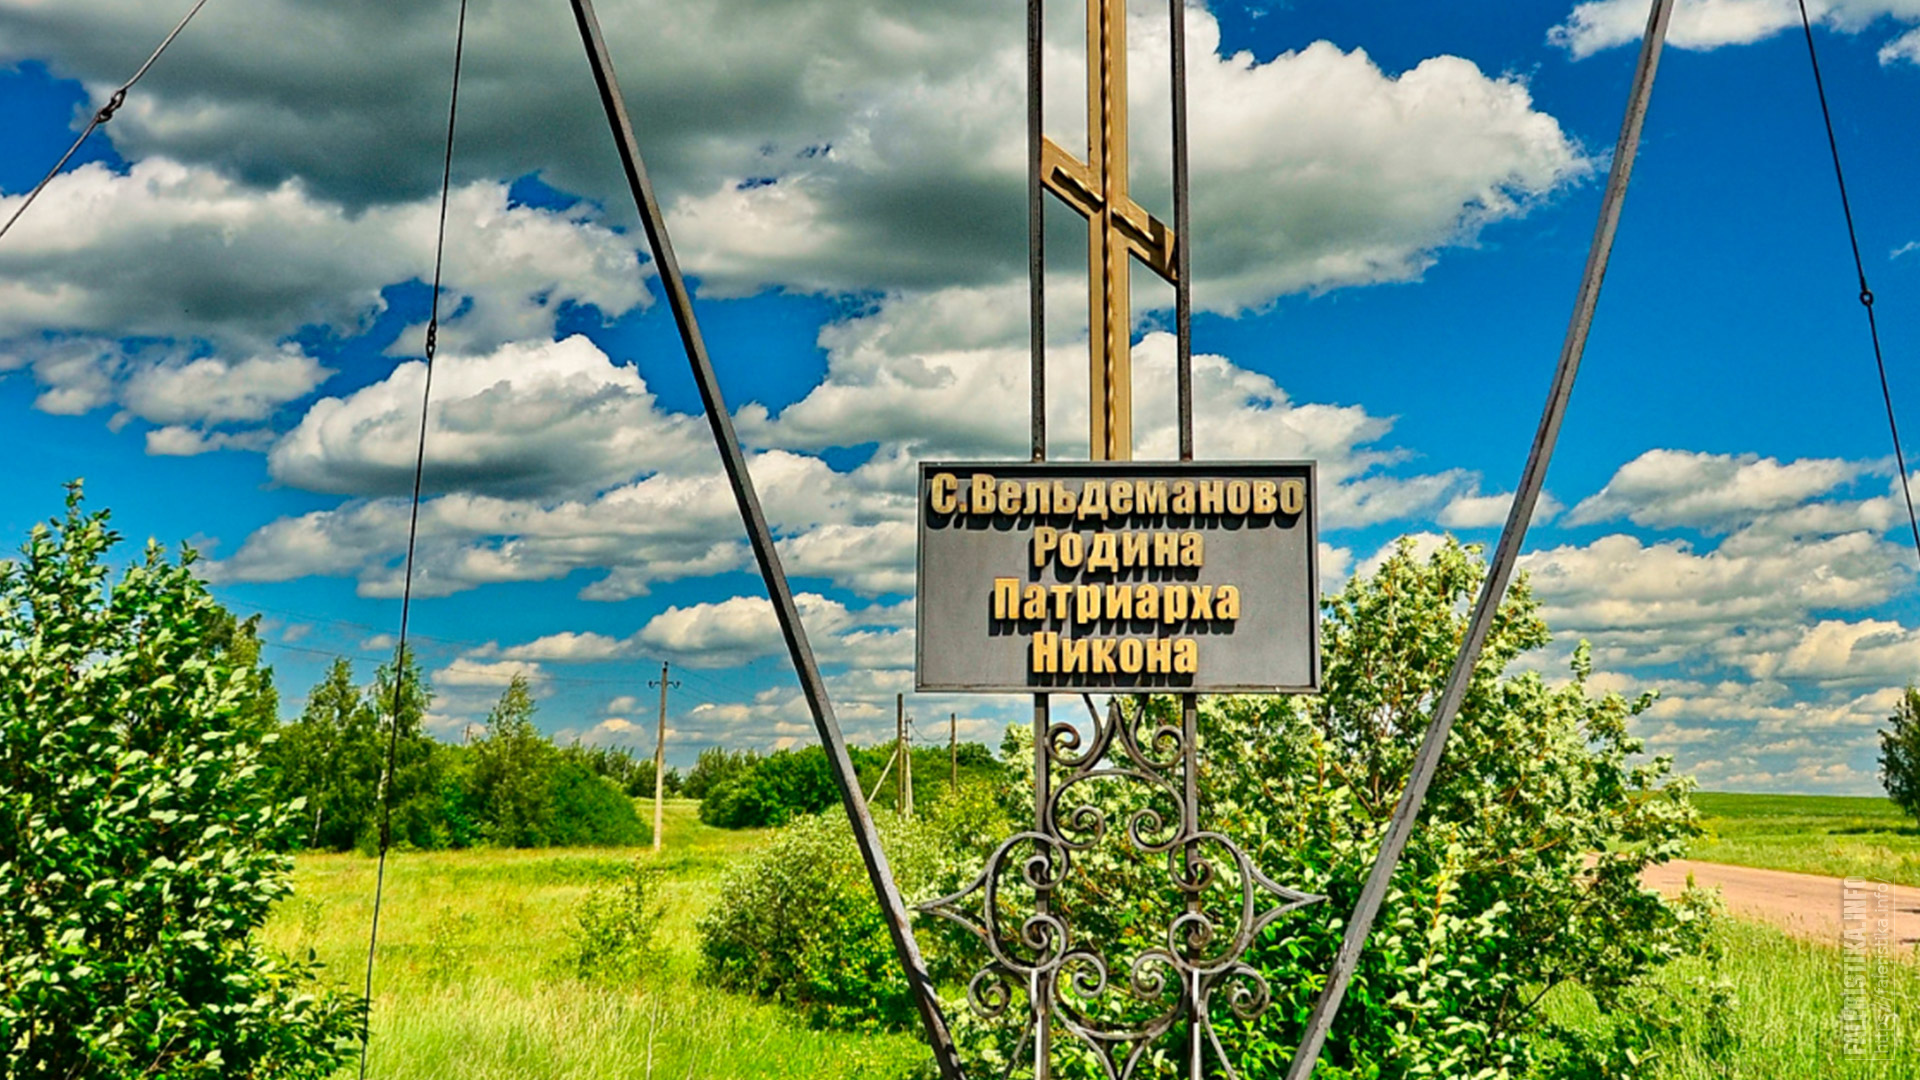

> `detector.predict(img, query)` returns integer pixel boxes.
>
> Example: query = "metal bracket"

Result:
[921,696,1323,1079]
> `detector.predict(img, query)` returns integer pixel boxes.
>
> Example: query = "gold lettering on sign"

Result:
[930,473,959,513]
[993,577,1020,619]
[934,468,1313,687]
[934,472,1309,522]
[1030,633,1201,676]
[1032,529,1210,573]
[993,581,1246,628]
[1281,479,1306,515]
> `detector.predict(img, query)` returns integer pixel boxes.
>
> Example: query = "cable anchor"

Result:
[94,89,128,125]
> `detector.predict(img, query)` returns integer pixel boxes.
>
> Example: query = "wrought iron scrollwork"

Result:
[919,696,1323,1079]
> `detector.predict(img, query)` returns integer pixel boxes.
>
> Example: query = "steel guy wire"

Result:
[358,1,468,1076]
[1796,0,1920,570]
[0,0,212,243]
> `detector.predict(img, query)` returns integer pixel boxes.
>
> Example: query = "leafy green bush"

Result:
[698,809,965,1031]
[684,746,759,800]
[699,746,841,829]
[423,905,479,985]
[568,860,664,981]
[547,757,649,846]
[979,537,1722,1079]
[0,487,361,1078]
[470,675,648,848]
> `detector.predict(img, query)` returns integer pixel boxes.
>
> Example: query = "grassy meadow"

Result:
[264,801,927,1080]
[1691,791,1920,887]
[1530,916,1919,1080]
[268,795,1919,1079]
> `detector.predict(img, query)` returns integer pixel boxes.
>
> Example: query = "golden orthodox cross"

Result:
[1043,0,1179,462]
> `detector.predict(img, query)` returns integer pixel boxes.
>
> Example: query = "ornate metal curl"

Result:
[918,697,1325,1079]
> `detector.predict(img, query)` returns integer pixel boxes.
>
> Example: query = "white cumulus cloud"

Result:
[268,335,705,498]
[1566,449,1865,530]
[3,1,1586,310]
[1550,0,1920,62]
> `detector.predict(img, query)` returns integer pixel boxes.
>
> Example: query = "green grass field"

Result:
[1691,791,1920,887]
[1649,920,1917,1080]
[264,801,927,1079]
[268,794,1918,1079]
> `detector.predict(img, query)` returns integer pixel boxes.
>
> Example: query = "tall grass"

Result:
[263,801,929,1079]
[1543,918,1918,1079]
[1653,920,1918,1079]
[265,797,1916,1079]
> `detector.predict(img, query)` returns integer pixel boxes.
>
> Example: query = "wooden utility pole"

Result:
[648,662,678,853]
[904,711,914,819]
[949,713,958,796]
[895,694,905,814]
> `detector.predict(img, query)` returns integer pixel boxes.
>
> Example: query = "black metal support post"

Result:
[1282,1,1676,1075]
[564,3,964,1076]
[1169,0,1193,462]
[1028,7,1053,1066]
[1028,0,1047,462]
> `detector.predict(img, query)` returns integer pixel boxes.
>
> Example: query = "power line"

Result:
[669,662,769,702]
[0,0,213,243]
[234,599,770,702]
[257,639,731,697]
[235,600,524,653]
[359,2,468,1076]
[1794,1,1920,570]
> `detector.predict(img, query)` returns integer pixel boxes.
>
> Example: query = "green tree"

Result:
[699,747,840,829]
[267,658,381,850]
[464,677,647,848]
[567,745,682,799]
[425,739,481,850]
[568,743,652,797]
[1881,685,1920,824]
[470,675,557,847]
[684,746,758,800]
[369,645,446,851]
[0,486,360,1078]
[1209,537,1718,1077]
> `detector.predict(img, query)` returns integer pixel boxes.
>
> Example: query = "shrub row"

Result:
[693,742,1002,830]
[266,663,648,852]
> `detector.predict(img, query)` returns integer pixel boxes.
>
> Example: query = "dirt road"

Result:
[1642,859,1919,952]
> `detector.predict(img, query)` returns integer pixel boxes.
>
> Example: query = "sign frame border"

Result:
[913,459,1321,695]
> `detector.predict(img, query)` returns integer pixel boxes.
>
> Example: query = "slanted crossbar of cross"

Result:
[1043,0,1178,462]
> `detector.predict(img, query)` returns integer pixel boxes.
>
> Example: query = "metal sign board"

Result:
[915,461,1319,693]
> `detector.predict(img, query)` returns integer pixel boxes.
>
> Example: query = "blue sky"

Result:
[2,0,1917,793]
